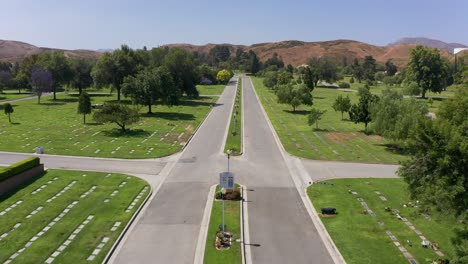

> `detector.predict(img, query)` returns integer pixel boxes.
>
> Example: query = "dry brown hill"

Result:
[1,39,459,68]
[0,40,101,62]
[166,39,458,68]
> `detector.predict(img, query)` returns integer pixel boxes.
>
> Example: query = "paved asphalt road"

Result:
[233,77,334,264]
[111,79,238,263]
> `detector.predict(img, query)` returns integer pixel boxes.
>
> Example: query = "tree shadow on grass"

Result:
[283,110,311,115]
[142,112,195,121]
[312,128,329,132]
[11,122,21,125]
[178,97,215,107]
[53,98,79,103]
[377,143,410,156]
[84,122,102,126]
[40,102,66,106]
[102,128,150,138]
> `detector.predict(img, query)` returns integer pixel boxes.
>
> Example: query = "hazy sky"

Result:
[1,0,467,50]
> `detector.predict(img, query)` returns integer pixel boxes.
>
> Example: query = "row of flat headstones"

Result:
[31,177,59,195]
[46,181,77,203]
[4,200,79,263]
[2,173,131,262]
[45,215,95,264]
[359,190,444,258]
[86,220,122,262]
[0,200,23,216]
[125,186,149,213]
[385,230,418,264]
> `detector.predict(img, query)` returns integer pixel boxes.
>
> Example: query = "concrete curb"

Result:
[248,77,346,264]
[241,184,251,264]
[193,184,217,264]
[103,184,153,264]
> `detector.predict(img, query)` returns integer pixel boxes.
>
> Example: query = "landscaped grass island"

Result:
[224,78,242,155]
[252,76,405,163]
[308,178,458,264]
[0,169,149,263]
[0,92,219,158]
[204,185,242,264]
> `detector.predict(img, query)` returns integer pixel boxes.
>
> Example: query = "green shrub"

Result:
[338,82,350,88]
[350,77,355,83]
[0,157,40,182]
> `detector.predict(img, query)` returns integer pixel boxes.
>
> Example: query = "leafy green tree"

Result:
[408,45,447,98]
[30,65,53,104]
[349,77,355,83]
[277,71,293,85]
[92,45,138,101]
[332,95,351,120]
[307,108,326,129]
[276,83,313,112]
[403,82,421,96]
[248,51,261,74]
[216,69,234,84]
[209,45,231,64]
[3,103,13,123]
[349,87,379,133]
[398,88,467,263]
[303,67,315,92]
[362,55,377,80]
[122,67,179,114]
[263,71,278,88]
[370,91,427,141]
[37,51,73,100]
[352,59,364,83]
[69,58,94,95]
[77,92,92,124]
[385,59,398,76]
[163,48,198,97]
[93,103,140,132]
[286,64,294,73]
[264,53,284,69]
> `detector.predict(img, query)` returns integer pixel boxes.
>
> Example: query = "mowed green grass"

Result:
[251,77,405,163]
[224,79,242,155]
[196,84,226,95]
[0,91,34,102]
[0,93,218,158]
[204,186,241,264]
[341,76,453,113]
[0,169,149,263]
[308,178,458,264]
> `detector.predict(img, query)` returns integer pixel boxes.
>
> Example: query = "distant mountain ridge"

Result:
[388,37,467,53]
[0,39,102,62]
[1,38,464,67]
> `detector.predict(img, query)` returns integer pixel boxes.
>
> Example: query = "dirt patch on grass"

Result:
[366,135,384,141]
[325,132,357,143]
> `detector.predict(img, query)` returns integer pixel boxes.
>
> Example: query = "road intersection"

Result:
[0,76,399,263]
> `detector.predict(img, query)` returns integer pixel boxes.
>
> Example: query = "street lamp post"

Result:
[221,187,226,233]
[227,149,232,173]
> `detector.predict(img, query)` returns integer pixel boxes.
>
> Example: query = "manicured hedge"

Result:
[0,157,40,182]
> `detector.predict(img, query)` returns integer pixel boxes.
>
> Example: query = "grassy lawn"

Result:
[341,76,453,114]
[204,186,242,264]
[308,178,459,264]
[0,169,149,263]
[251,77,405,163]
[0,92,34,102]
[0,93,217,158]
[196,84,226,95]
[224,79,242,155]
